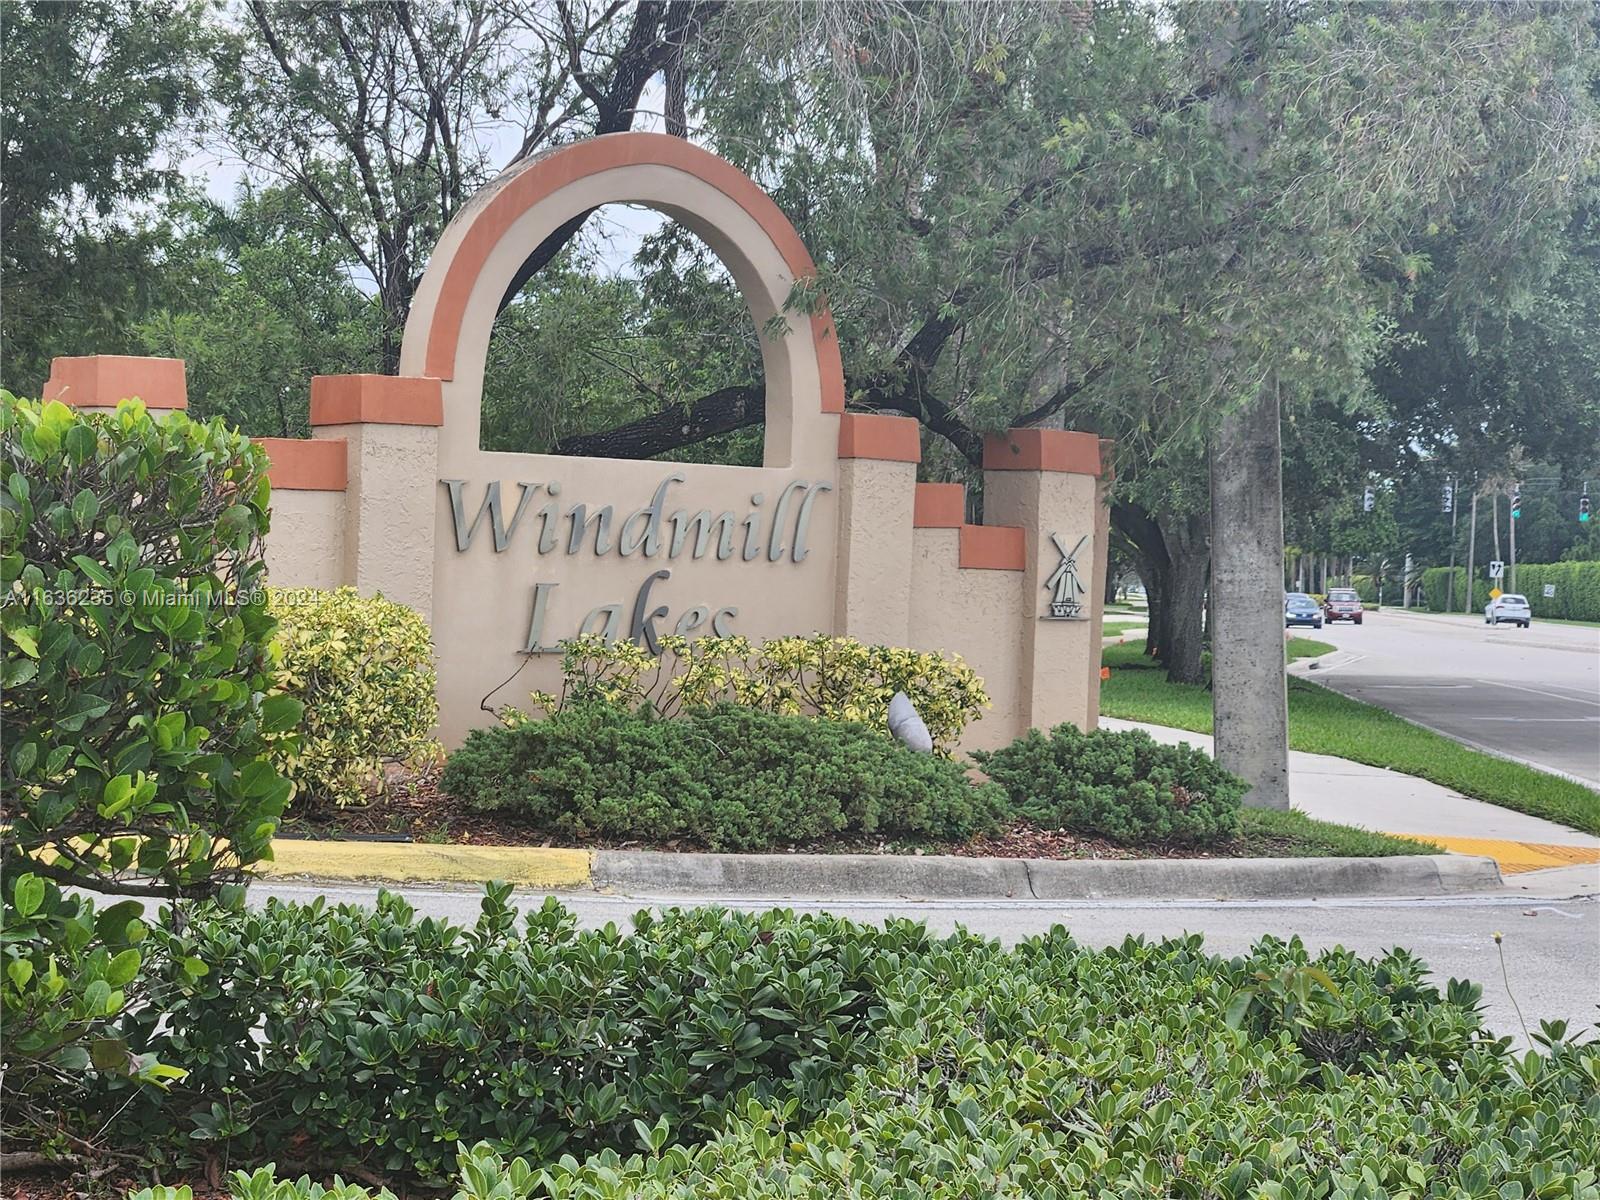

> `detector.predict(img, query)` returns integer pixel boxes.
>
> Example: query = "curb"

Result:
[261,842,1502,900]
[264,840,592,887]
[590,850,1502,900]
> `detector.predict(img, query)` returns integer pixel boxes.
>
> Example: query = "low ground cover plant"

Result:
[270,586,438,808]
[975,723,1245,845]
[87,894,1600,1196]
[529,633,989,751]
[442,703,1004,849]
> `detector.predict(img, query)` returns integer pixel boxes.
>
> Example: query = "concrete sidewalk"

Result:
[1100,716,1600,880]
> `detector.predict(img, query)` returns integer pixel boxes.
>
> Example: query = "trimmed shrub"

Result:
[112,891,932,1183]
[529,633,990,752]
[1,395,300,894]
[974,723,1244,845]
[442,703,1004,850]
[1423,561,1600,619]
[269,587,438,807]
[1,394,299,1154]
[101,895,1600,1195]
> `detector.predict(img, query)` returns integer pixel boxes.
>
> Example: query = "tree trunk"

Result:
[1209,378,1290,809]
[1161,510,1210,685]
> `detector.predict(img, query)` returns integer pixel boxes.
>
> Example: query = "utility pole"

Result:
[1509,483,1520,593]
[1464,488,1478,614]
[1508,500,1518,594]
[1445,476,1458,612]
[1491,490,1501,564]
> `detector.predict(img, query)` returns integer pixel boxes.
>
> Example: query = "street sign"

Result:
[1543,584,1556,598]
[1489,587,1503,600]
[1488,560,1505,580]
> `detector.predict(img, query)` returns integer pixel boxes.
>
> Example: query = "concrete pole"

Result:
[1209,379,1291,810]
[1464,490,1478,614]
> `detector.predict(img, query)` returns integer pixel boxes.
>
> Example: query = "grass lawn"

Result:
[1286,636,1336,662]
[1239,808,1436,856]
[1100,642,1600,836]
[1101,619,1147,639]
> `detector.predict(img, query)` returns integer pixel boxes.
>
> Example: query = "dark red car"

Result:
[1323,588,1364,624]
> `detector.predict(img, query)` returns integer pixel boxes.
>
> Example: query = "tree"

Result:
[0,0,209,394]
[213,0,712,372]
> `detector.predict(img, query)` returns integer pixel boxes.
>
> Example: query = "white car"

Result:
[1484,593,1532,627]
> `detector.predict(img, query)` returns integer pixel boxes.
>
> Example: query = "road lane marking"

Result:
[1467,716,1598,723]
[1473,678,1600,707]
[1365,684,1471,690]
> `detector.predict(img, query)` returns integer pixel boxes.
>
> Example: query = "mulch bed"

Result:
[277,766,1292,861]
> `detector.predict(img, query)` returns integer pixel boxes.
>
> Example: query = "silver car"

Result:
[1484,593,1532,628]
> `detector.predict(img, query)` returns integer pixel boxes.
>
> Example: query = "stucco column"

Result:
[982,429,1106,734]
[310,374,443,620]
[43,355,187,416]
[833,413,919,646]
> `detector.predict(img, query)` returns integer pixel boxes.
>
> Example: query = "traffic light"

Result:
[1510,488,1522,519]
[1362,486,1375,512]
[1441,482,1454,513]
[1582,493,1592,523]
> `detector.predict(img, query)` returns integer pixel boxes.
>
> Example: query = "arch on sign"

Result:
[399,132,844,472]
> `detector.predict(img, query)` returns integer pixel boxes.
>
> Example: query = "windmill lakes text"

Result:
[441,473,832,653]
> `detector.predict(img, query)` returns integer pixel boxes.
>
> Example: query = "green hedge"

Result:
[102,894,1600,1195]
[974,723,1243,845]
[441,703,1005,850]
[1423,561,1600,619]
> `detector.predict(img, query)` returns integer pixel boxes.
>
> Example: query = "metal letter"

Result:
[579,604,623,641]
[711,606,738,637]
[618,473,685,557]
[669,510,737,560]
[628,569,672,655]
[566,504,614,556]
[523,582,561,654]
[673,606,710,637]
[443,480,541,552]
[767,480,807,561]
[790,482,833,563]
[741,492,764,562]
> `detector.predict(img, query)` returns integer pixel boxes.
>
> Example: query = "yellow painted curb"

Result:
[262,840,593,888]
[1390,833,1600,875]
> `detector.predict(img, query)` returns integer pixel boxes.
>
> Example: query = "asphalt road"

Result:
[1305,610,1600,786]
[253,880,1600,1047]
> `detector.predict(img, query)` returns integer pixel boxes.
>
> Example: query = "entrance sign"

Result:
[48,135,1110,751]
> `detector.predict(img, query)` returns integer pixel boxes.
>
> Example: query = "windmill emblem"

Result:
[1044,533,1088,620]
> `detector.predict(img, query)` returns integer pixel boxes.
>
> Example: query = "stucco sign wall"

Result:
[46,133,1110,750]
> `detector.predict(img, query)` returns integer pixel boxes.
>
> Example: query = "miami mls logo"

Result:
[1044,533,1088,620]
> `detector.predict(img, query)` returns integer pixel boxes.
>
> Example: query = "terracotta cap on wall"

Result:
[913,482,965,528]
[958,524,1026,571]
[837,412,920,463]
[982,428,1102,475]
[44,355,187,410]
[311,374,444,427]
[255,437,348,491]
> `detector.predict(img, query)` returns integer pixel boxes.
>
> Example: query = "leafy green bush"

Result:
[270,586,438,808]
[111,889,932,1183]
[0,872,187,1153]
[442,703,1004,850]
[1,395,301,896]
[101,894,1600,1197]
[529,633,990,751]
[974,723,1244,845]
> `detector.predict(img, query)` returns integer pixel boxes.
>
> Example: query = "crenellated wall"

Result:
[41,133,1109,753]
